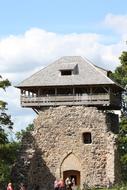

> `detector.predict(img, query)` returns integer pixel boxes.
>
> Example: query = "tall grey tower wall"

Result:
[12,106,120,190]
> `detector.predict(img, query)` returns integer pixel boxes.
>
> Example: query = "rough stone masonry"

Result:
[12,106,120,190]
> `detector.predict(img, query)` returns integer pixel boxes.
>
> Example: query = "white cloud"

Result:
[104,13,127,34]
[0,16,127,133]
[0,29,102,74]
[0,27,125,79]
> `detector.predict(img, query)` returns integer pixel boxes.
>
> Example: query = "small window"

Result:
[82,132,92,144]
[61,70,72,75]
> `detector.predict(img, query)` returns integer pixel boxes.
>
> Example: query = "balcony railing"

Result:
[20,93,121,108]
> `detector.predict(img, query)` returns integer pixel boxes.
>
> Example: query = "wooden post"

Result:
[38,89,41,97]
[90,87,92,101]
[28,91,30,97]
[55,87,57,95]
[73,87,75,102]
[55,87,57,105]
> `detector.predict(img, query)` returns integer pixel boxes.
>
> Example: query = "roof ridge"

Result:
[82,56,114,84]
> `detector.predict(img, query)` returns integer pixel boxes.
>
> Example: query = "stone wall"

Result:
[12,106,119,190]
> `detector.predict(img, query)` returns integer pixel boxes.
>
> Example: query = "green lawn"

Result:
[92,187,127,190]
[80,186,127,190]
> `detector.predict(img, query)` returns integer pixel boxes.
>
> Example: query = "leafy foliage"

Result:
[110,51,127,182]
[0,142,20,189]
[110,51,127,87]
[0,76,13,131]
[0,75,11,90]
[0,76,34,189]
[0,76,16,189]
[118,117,127,181]
[16,123,34,141]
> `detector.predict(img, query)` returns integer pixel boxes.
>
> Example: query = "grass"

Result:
[79,185,127,190]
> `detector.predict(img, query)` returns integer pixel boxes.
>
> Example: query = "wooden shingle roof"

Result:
[17,56,121,88]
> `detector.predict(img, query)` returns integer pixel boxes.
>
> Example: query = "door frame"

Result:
[63,170,80,186]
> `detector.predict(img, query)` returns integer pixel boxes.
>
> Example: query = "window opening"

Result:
[82,132,92,144]
[61,70,72,75]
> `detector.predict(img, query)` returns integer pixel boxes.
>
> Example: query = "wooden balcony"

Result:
[20,93,121,109]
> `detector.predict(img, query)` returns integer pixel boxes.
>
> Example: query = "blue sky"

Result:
[0,0,127,35]
[0,0,127,133]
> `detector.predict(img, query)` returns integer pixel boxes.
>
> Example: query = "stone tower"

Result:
[14,56,123,190]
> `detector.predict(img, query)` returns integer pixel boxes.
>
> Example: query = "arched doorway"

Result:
[63,170,80,186]
[60,153,81,186]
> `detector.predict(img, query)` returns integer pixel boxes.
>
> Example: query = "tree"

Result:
[16,123,34,142]
[0,75,13,132]
[110,51,127,115]
[110,51,127,181]
[0,142,20,189]
[0,76,15,189]
[0,76,34,189]
[118,117,127,181]
[110,51,127,87]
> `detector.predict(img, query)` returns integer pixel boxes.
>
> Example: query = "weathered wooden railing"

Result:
[20,93,121,108]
